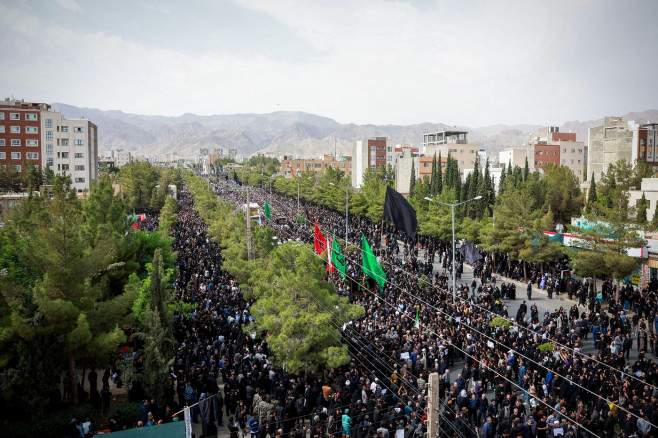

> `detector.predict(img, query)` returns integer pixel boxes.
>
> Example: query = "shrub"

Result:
[538,342,555,354]
[109,401,142,427]
[488,317,511,330]
[0,404,102,438]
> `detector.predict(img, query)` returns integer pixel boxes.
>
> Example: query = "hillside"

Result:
[50,104,657,159]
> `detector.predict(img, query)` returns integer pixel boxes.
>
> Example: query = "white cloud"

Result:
[0,0,655,127]
[54,0,82,12]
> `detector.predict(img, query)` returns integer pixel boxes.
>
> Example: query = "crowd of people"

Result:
[120,174,658,438]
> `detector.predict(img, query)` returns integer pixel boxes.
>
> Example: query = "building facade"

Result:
[588,117,658,183]
[352,137,394,188]
[280,154,351,178]
[41,111,98,193]
[422,130,479,172]
[0,99,48,175]
[528,126,586,181]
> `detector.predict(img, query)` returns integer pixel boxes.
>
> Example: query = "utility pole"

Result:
[428,372,439,438]
[246,189,252,261]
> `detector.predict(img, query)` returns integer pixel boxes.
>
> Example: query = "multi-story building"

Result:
[280,154,351,178]
[499,145,532,170]
[41,111,98,193]
[352,137,394,188]
[0,98,48,175]
[422,130,479,172]
[528,126,586,181]
[115,149,132,168]
[588,117,658,183]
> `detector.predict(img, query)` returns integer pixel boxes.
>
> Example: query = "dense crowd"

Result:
[139,175,658,438]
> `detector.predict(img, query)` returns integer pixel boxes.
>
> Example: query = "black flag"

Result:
[458,241,483,264]
[383,186,417,238]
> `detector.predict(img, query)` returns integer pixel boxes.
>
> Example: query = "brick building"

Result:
[0,99,49,174]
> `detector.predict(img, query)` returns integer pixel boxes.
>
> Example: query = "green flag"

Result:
[264,198,271,220]
[414,310,419,329]
[361,234,386,291]
[331,232,346,280]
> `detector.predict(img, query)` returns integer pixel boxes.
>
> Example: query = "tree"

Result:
[133,249,174,405]
[409,159,416,197]
[429,153,437,195]
[542,164,583,224]
[436,152,443,195]
[247,242,363,374]
[523,157,530,181]
[118,161,160,209]
[637,193,648,224]
[586,173,598,215]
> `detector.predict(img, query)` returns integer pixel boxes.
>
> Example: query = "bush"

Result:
[488,317,511,330]
[538,342,555,354]
[109,401,142,428]
[419,274,430,289]
[0,404,102,438]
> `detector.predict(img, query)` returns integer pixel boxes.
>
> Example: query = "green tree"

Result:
[409,159,416,197]
[542,164,583,224]
[637,193,648,224]
[247,242,363,374]
[586,174,598,215]
[118,161,160,209]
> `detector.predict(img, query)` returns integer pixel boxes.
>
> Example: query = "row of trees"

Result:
[185,172,363,374]
[0,165,180,421]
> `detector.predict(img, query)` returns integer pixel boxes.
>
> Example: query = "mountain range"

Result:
[50,103,658,160]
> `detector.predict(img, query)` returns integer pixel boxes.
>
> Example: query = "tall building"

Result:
[115,150,132,168]
[41,111,98,193]
[527,126,586,181]
[352,137,394,188]
[0,98,49,175]
[588,117,658,183]
[422,130,479,172]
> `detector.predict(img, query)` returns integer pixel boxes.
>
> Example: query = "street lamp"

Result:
[297,177,313,219]
[424,195,482,301]
[330,182,352,244]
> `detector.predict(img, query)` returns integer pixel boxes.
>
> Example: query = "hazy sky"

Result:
[1,0,656,126]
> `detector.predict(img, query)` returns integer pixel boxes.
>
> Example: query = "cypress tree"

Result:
[524,157,530,181]
[586,173,598,214]
[437,152,443,194]
[498,163,507,197]
[638,193,648,224]
[409,159,416,197]
[430,152,437,195]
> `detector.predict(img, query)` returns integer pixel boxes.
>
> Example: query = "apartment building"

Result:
[422,130,479,172]
[588,117,658,183]
[280,154,351,178]
[0,99,48,174]
[352,137,394,188]
[41,111,98,193]
[528,126,586,181]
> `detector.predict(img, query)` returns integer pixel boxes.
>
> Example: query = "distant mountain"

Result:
[49,103,657,160]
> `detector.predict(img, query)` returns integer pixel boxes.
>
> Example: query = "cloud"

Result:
[54,0,82,12]
[0,0,655,127]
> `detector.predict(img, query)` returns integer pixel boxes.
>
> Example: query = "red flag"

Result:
[132,220,140,231]
[291,168,296,178]
[314,220,327,254]
[326,234,335,273]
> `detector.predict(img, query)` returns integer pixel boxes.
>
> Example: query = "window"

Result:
[74,127,84,133]
[46,131,53,140]
[59,164,69,172]
[0,140,4,146]
[370,146,376,151]
[0,112,4,120]
[74,152,85,158]
[74,177,85,184]
[571,149,575,153]
[46,144,53,154]
[26,126,38,134]
[59,139,69,146]
[0,126,4,133]
[45,119,53,128]
[10,126,20,133]
[74,139,84,146]
[578,149,582,153]
[423,162,430,167]
[74,165,85,171]
[10,113,19,120]
[563,149,566,153]
[11,152,21,159]
[58,152,69,159]
[11,139,20,146]
[0,152,4,159]
[46,158,53,167]
[641,151,646,159]
[26,140,38,147]
[26,152,39,160]
[25,113,37,121]
[60,126,69,133]
[387,147,392,152]
[13,165,21,173]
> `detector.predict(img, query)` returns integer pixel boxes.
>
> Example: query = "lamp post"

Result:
[330,183,352,244]
[297,177,313,220]
[424,195,482,301]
